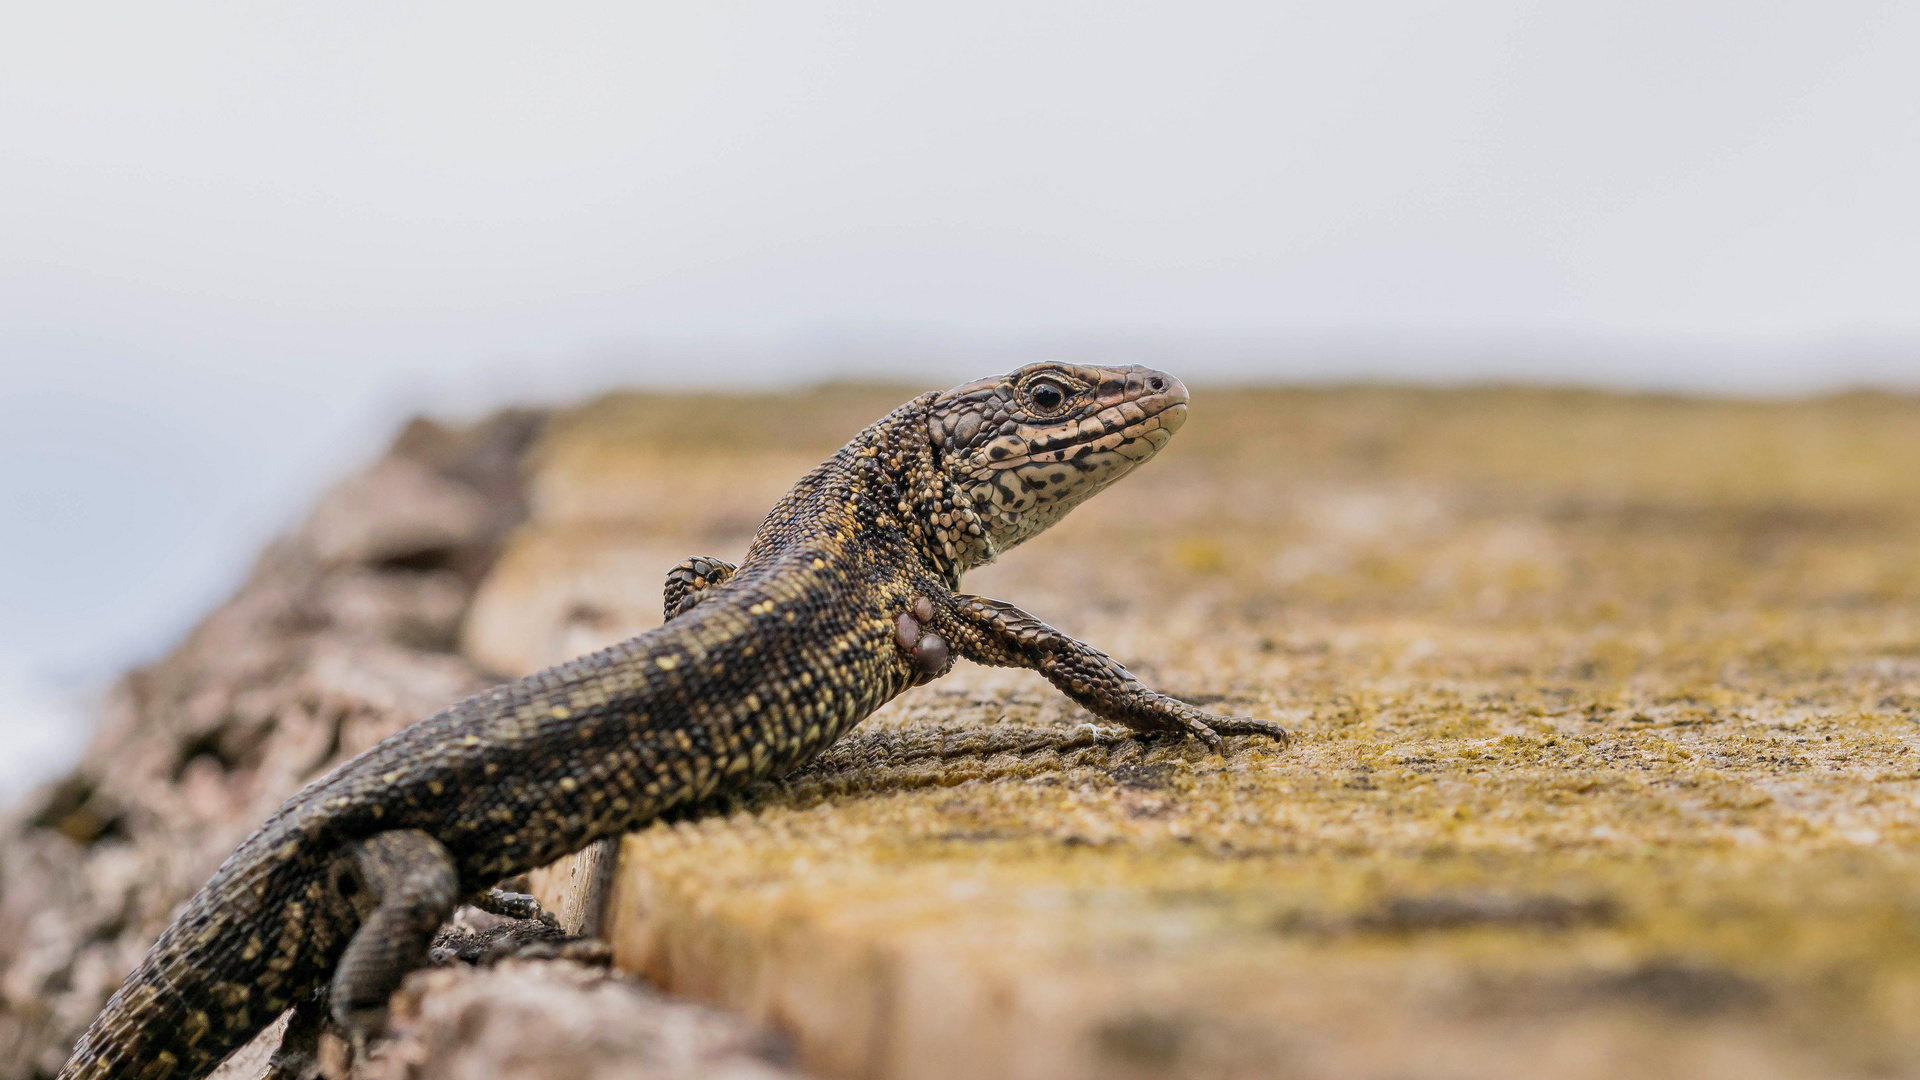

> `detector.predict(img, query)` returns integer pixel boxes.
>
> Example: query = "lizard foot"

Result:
[934,593,1291,757]
[428,906,574,966]
[1118,694,1292,756]
[469,887,562,928]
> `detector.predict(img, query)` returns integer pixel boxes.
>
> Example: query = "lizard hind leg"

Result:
[663,556,739,621]
[326,829,460,1055]
[469,885,561,927]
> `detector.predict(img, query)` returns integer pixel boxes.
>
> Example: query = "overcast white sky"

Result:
[2,3,1918,796]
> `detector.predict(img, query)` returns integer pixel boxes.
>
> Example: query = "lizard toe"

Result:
[1204,716,1292,749]
[1176,712,1227,755]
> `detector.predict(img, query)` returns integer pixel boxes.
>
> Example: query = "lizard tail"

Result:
[59,854,344,1080]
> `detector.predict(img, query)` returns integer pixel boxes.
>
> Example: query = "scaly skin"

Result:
[58,362,1289,1079]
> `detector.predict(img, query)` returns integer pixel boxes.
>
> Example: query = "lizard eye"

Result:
[1027,379,1067,413]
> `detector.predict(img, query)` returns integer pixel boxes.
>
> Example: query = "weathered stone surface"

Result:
[0,412,545,1078]
[496,387,1920,1080]
[12,384,1920,1079]
[363,960,801,1080]
[0,399,822,1080]
[527,837,620,938]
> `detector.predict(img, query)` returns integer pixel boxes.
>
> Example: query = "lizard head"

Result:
[927,361,1188,567]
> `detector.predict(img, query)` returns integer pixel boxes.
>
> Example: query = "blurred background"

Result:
[2,2,1918,801]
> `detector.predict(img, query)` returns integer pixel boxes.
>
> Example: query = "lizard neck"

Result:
[855,392,974,588]
[740,393,966,588]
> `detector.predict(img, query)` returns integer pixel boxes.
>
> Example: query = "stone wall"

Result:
[506,387,1920,1080]
[8,384,1920,1079]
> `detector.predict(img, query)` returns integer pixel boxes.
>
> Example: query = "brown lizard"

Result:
[58,362,1290,1079]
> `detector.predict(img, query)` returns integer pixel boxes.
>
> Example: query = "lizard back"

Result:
[60,396,946,1079]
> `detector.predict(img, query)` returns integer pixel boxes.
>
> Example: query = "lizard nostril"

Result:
[1147,377,1166,392]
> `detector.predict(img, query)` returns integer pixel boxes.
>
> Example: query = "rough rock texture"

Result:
[0,399,819,1080]
[489,387,1920,1080]
[363,960,798,1080]
[0,410,554,1078]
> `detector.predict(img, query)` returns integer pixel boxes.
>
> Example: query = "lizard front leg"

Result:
[663,556,739,621]
[326,829,461,1056]
[932,595,1290,754]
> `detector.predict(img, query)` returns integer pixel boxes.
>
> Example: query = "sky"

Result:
[2,2,1918,798]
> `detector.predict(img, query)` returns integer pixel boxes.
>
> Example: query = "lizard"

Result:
[57,361,1291,1080]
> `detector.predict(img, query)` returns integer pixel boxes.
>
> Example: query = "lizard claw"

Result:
[1123,695,1290,756]
[1200,715,1292,750]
